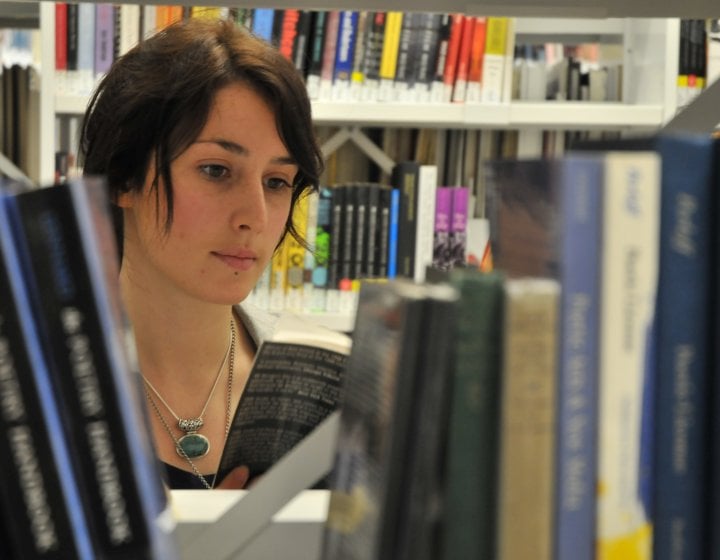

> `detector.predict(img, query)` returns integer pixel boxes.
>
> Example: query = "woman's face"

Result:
[119,82,298,305]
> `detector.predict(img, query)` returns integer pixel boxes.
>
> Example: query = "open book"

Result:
[216,313,352,485]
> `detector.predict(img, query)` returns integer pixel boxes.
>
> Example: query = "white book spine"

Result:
[596,151,660,560]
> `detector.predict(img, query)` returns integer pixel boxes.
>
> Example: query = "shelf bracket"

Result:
[320,126,396,176]
[0,151,33,188]
[662,77,720,134]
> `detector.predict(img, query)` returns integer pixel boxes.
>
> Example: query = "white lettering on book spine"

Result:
[61,307,104,417]
[10,425,58,552]
[87,420,132,545]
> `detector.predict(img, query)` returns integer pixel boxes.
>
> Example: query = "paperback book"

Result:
[216,313,351,485]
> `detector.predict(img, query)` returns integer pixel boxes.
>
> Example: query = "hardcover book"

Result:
[441,269,505,560]
[497,277,560,560]
[486,155,605,560]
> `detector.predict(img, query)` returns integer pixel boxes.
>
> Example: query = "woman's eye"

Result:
[264,176,292,191]
[199,164,230,180]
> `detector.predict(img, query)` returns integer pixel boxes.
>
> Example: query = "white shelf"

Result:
[21,0,720,17]
[56,96,666,131]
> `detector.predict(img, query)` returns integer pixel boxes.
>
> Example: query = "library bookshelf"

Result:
[11,1,720,558]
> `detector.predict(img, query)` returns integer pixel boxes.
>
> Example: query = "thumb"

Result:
[215,465,251,489]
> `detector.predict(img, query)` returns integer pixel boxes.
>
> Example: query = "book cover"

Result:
[576,133,718,560]
[387,187,400,279]
[432,186,453,272]
[392,161,420,279]
[392,12,419,102]
[340,183,357,285]
[284,190,310,312]
[360,11,386,102]
[216,314,351,485]
[251,8,275,43]
[0,185,94,559]
[312,186,333,309]
[319,10,340,101]
[375,185,392,278]
[8,179,176,559]
[302,190,320,313]
[352,183,371,279]
[441,269,505,560]
[651,134,716,560]
[278,9,301,61]
[414,164,438,282]
[451,15,476,103]
[497,277,560,560]
[349,11,369,101]
[321,280,458,560]
[76,2,95,96]
[441,14,465,103]
[465,17,488,103]
[412,12,443,103]
[305,10,328,100]
[428,14,452,103]
[292,10,313,74]
[449,186,469,268]
[481,17,512,103]
[327,185,346,311]
[94,4,115,77]
[66,2,78,74]
[118,4,140,56]
[486,155,605,560]
[378,11,403,101]
[332,11,359,101]
[595,151,660,560]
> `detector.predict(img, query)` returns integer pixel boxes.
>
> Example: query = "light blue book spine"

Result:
[555,155,604,560]
[251,8,275,43]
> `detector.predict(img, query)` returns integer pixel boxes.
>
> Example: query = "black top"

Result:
[163,461,216,489]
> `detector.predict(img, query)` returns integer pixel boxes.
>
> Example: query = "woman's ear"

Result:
[115,190,134,209]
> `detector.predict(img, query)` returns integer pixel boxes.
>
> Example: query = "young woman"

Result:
[80,17,323,489]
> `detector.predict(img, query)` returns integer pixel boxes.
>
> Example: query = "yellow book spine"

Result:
[379,11,403,80]
[284,192,310,311]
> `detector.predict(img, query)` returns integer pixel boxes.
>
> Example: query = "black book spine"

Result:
[328,185,345,289]
[392,162,420,279]
[12,184,154,558]
[0,201,90,559]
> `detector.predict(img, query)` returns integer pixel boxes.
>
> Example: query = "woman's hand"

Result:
[215,465,250,489]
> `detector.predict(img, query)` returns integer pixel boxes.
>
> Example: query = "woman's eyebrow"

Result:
[195,138,296,165]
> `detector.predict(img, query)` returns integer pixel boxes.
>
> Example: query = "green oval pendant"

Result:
[177,433,210,458]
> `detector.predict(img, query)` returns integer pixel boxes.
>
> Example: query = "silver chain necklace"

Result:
[144,319,236,489]
[142,320,233,459]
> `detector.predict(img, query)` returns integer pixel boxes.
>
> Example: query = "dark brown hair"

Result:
[80,17,323,247]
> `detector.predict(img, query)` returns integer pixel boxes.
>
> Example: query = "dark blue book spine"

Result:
[333,11,358,83]
[554,155,604,560]
[653,134,715,560]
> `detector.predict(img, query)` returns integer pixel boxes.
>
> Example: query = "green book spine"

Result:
[441,269,505,560]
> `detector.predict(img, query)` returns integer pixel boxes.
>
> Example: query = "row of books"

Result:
[512,44,623,102]
[318,131,720,560]
[0,178,177,558]
[246,163,482,315]
[52,3,517,105]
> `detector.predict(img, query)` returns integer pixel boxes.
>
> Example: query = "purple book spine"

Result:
[94,4,115,76]
[449,186,469,267]
[432,186,452,270]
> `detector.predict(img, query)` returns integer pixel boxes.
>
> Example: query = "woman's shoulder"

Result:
[234,301,280,348]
